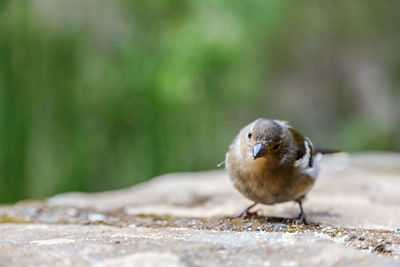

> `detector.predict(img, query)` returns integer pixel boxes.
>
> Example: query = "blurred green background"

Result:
[1,0,399,203]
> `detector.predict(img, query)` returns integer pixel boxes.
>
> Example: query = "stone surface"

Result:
[0,152,399,266]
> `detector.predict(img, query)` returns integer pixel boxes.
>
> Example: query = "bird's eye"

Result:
[247,132,252,139]
[272,143,281,151]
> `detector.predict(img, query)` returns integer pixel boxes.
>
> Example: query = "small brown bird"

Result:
[225,118,321,223]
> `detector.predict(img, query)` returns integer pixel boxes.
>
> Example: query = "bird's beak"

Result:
[253,143,266,159]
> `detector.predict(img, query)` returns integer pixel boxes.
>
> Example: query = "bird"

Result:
[225,118,323,224]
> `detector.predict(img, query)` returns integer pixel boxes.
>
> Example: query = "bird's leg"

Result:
[294,198,308,225]
[230,202,258,219]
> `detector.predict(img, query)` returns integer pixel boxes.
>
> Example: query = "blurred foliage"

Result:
[0,0,399,203]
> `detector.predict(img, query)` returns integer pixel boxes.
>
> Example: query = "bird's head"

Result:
[243,118,286,161]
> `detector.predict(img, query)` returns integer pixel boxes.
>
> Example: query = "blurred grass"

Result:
[0,0,399,203]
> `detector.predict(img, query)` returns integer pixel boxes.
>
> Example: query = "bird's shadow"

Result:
[230,210,341,225]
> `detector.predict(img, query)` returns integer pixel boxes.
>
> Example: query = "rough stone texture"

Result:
[0,153,399,266]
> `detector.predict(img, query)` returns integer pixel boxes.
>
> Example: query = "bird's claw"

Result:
[229,203,258,219]
[293,212,308,225]
[230,210,258,220]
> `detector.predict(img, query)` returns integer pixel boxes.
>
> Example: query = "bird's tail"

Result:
[316,147,341,154]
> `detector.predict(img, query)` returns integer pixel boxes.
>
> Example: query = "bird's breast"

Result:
[228,158,314,204]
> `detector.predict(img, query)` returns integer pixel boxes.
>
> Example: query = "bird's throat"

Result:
[251,157,268,173]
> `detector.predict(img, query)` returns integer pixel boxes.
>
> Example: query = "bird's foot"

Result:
[293,211,308,225]
[229,203,258,219]
[230,210,258,220]
[293,198,308,225]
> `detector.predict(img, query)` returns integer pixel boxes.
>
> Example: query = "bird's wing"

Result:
[289,128,319,179]
[278,119,340,155]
